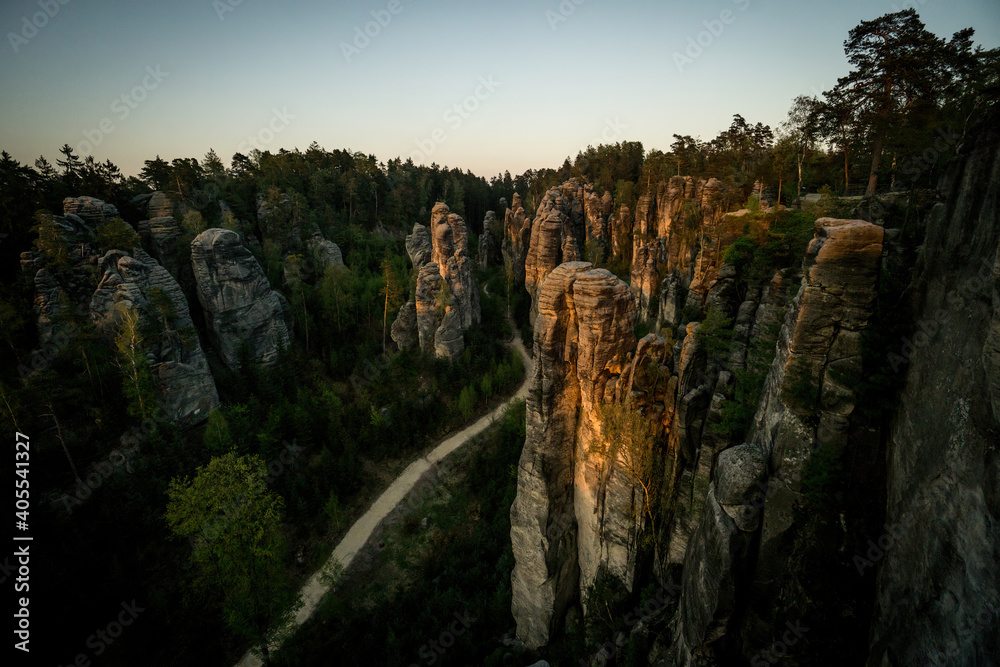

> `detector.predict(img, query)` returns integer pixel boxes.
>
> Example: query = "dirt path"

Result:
[235,324,532,667]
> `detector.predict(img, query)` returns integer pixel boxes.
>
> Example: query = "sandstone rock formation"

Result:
[523,185,586,324]
[631,194,660,324]
[305,231,344,270]
[669,217,884,663]
[478,211,498,271]
[139,216,182,276]
[502,193,530,285]
[146,191,177,219]
[390,204,480,359]
[190,228,291,369]
[868,109,1000,665]
[91,248,219,425]
[510,261,636,649]
[63,196,119,226]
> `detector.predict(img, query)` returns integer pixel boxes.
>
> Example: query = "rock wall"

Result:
[390,204,480,360]
[91,248,219,425]
[190,228,291,369]
[868,110,1000,665]
[510,261,636,649]
[669,218,884,663]
[502,193,530,285]
[523,185,586,325]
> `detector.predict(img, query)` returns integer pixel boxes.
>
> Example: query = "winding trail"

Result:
[236,322,532,667]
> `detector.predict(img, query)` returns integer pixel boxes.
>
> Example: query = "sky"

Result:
[1,0,998,180]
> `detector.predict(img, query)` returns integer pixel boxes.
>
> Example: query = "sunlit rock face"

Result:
[524,185,586,325]
[510,261,636,649]
[190,228,291,369]
[390,203,480,359]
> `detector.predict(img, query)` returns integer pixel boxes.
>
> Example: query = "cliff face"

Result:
[509,261,635,649]
[502,192,530,285]
[869,113,1000,665]
[390,203,480,360]
[523,185,586,325]
[190,228,291,369]
[670,217,884,664]
[91,248,219,425]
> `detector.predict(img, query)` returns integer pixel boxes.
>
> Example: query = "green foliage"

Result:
[181,209,206,235]
[95,216,138,250]
[203,408,234,454]
[696,305,733,362]
[165,452,302,658]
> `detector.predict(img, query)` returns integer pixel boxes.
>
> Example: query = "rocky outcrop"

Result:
[670,217,884,663]
[91,248,219,425]
[868,109,1000,665]
[63,196,119,226]
[146,191,176,219]
[631,194,660,325]
[306,232,344,270]
[139,216,182,276]
[610,204,632,262]
[667,444,768,665]
[523,184,586,324]
[502,193,531,285]
[190,228,291,369]
[390,204,480,360]
[478,211,498,271]
[510,261,636,649]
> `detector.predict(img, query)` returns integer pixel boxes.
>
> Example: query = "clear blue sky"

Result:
[2,0,998,179]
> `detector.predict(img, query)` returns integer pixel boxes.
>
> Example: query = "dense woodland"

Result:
[0,9,997,665]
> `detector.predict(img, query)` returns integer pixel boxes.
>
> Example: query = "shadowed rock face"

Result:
[139,216,182,276]
[631,194,660,324]
[390,204,480,359]
[502,192,530,285]
[868,110,1000,666]
[63,196,119,226]
[190,228,290,369]
[510,261,635,650]
[668,217,884,664]
[91,248,219,426]
[146,191,176,219]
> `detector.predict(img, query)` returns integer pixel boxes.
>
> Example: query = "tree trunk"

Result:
[865,133,884,198]
[796,150,803,200]
[844,148,850,194]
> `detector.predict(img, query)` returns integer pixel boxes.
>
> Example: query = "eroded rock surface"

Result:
[92,248,219,425]
[390,204,480,359]
[190,228,291,369]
